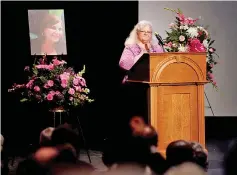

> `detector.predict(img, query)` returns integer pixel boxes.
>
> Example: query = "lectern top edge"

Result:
[149,52,207,55]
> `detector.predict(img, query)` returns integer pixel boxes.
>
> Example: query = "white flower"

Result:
[178,45,189,52]
[203,39,209,48]
[180,25,189,30]
[197,26,204,30]
[172,43,178,48]
[179,35,185,42]
[187,27,199,38]
[84,88,90,93]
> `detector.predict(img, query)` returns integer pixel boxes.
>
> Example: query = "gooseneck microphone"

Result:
[154,32,165,52]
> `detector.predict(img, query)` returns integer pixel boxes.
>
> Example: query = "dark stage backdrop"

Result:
[2,1,138,153]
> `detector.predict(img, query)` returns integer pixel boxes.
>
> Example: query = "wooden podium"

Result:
[127,52,208,156]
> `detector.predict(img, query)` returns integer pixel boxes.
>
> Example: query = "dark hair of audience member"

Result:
[166,140,195,168]
[190,141,208,171]
[50,126,80,156]
[39,127,55,147]
[52,146,78,164]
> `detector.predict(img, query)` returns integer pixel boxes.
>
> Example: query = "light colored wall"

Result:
[139,1,237,116]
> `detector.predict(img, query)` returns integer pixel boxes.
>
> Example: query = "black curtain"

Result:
[1,1,138,153]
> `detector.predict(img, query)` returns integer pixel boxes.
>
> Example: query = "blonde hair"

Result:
[125,20,158,46]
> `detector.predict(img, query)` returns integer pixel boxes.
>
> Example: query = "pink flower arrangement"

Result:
[8,56,94,109]
[163,8,219,88]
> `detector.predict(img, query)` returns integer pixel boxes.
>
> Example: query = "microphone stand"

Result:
[159,42,166,52]
[155,33,166,52]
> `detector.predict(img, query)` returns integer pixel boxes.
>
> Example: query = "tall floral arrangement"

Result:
[8,56,94,110]
[163,8,219,88]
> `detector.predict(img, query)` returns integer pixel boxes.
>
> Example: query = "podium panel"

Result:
[149,85,203,155]
[127,53,208,156]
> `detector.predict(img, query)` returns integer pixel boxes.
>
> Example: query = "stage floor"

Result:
[8,138,235,175]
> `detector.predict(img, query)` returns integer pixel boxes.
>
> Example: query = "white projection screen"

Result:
[139,1,237,117]
[28,9,67,55]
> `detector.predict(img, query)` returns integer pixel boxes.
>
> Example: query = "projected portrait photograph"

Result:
[28,9,67,55]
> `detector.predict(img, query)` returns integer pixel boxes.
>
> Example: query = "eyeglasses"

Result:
[139,30,152,34]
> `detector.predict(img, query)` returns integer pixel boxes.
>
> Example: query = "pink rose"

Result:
[61,79,68,88]
[69,97,73,101]
[34,86,40,92]
[52,59,61,66]
[179,35,185,42]
[213,81,217,86]
[47,80,54,87]
[44,84,49,89]
[187,17,198,25]
[73,78,79,86]
[78,77,86,87]
[68,88,75,95]
[209,73,214,79]
[55,91,61,95]
[165,42,172,47]
[60,72,70,81]
[208,72,214,80]
[177,13,185,23]
[52,58,66,66]
[47,64,54,70]
[74,86,82,92]
[46,94,53,101]
[189,39,206,52]
[49,91,56,95]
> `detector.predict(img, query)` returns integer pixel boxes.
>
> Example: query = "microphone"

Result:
[154,32,165,52]
[154,32,164,46]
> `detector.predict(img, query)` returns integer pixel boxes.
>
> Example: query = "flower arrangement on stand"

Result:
[8,56,94,111]
[163,8,219,88]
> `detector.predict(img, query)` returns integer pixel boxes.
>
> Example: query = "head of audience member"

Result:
[53,143,78,164]
[129,116,146,136]
[190,141,208,171]
[39,127,55,147]
[129,116,158,151]
[224,139,237,175]
[34,146,59,166]
[166,140,195,168]
[164,162,206,175]
[33,144,78,165]
[50,126,80,156]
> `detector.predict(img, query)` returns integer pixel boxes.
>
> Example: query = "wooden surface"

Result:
[128,52,208,156]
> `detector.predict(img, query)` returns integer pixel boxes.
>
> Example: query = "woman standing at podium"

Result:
[117,20,164,135]
[119,20,164,71]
